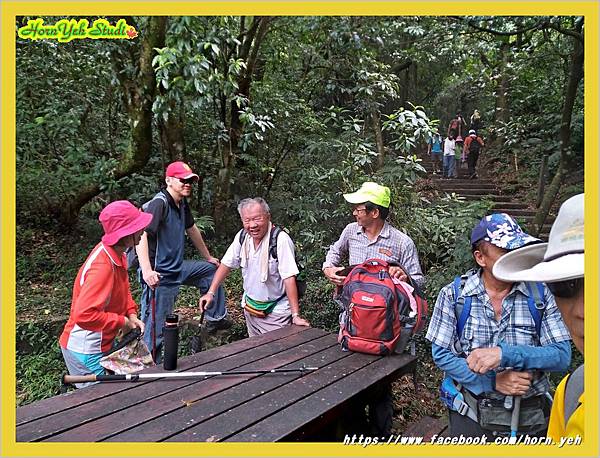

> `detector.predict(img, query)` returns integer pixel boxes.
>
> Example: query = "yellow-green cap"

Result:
[343,182,391,208]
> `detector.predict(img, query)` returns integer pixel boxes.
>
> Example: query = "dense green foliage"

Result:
[15,15,584,410]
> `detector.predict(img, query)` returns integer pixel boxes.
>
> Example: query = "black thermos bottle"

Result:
[163,313,179,370]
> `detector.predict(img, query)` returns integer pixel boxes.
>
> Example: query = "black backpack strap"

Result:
[564,364,584,425]
[127,193,168,271]
[269,226,282,260]
[239,226,281,261]
[238,229,247,246]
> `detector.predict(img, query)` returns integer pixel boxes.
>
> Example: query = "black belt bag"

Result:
[477,395,548,433]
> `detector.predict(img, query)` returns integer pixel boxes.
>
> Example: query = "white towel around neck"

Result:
[239,222,272,283]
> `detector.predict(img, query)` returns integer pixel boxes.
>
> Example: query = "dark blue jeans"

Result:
[140,260,226,359]
[443,155,456,178]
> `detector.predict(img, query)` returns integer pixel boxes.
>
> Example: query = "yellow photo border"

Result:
[2,2,598,457]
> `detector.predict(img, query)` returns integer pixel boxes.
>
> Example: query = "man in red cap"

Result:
[60,200,152,387]
[136,161,230,361]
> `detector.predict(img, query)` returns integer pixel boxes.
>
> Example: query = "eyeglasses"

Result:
[352,206,369,214]
[242,215,266,224]
[547,278,583,298]
[177,178,195,185]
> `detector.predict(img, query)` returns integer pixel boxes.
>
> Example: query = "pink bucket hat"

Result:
[99,201,153,246]
[165,161,199,181]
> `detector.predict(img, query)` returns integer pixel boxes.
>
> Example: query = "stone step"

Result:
[425,168,472,177]
[432,178,496,189]
[515,219,554,231]
[493,209,538,217]
[462,194,516,203]
[492,202,530,210]
[436,182,496,190]
[448,189,505,196]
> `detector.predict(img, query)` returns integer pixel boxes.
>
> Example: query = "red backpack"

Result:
[338,259,428,355]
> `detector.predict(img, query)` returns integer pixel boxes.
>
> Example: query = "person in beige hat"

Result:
[493,193,584,441]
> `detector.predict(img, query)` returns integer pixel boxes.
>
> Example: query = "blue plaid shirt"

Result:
[426,268,571,399]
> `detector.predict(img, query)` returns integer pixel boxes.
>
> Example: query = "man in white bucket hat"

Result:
[493,193,584,441]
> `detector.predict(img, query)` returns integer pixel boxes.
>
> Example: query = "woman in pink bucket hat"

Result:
[59,201,153,387]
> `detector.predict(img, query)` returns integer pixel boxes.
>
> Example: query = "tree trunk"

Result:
[213,16,273,222]
[159,99,187,163]
[532,160,564,236]
[372,109,386,169]
[53,17,167,225]
[493,41,511,146]
[532,19,583,235]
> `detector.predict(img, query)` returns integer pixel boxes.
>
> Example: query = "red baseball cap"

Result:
[99,201,153,246]
[165,161,199,181]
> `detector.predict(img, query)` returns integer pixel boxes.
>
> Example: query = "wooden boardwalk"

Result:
[17,325,416,442]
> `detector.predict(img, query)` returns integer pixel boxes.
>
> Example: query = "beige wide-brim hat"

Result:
[493,193,584,283]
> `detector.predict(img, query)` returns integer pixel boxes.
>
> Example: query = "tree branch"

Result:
[451,16,546,37]
[546,17,584,43]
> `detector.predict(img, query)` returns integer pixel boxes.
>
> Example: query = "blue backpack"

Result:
[451,274,547,355]
[440,275,547,418]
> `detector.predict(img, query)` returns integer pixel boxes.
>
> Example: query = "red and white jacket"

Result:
[59,243,138,354]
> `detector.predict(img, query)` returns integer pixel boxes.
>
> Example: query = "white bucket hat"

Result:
[493,193,584,283]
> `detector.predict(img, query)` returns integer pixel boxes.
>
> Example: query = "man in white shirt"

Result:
[443,135,457,179]
[199,197,310,336]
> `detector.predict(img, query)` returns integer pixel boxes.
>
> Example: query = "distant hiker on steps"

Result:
[470,109,483,133]
[463,130,485,179]
[442,134,457,179]
[427,129,443,174]
[448,112,466,145]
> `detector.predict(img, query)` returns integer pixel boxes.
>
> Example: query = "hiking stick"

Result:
[510,395,521,441]
[190,310,205,353]
[63,365,319,385]
[151,288,157,361]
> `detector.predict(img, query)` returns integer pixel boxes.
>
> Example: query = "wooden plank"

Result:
[227,354,416,441]
[51,333,337,442]
[402,416,447,441]
[16,324,310,425]
[166,350,381,442]
[17,327,327,442]
[106,337,348,442]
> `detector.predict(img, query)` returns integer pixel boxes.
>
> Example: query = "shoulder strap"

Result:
[269,226,282,260]
[238,229,247,246]
[453,275,471,339]
[524,281,546,337]
[564,364,584,425]
[239,226,282,261]
[142,192,169,215]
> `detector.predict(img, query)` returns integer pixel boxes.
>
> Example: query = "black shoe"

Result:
[205,318,233,334]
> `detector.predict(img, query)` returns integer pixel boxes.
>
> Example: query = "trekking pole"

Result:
[190,310,205,354]
[510,395,521,442]
[62,365,319,385]
[151,288,157,362]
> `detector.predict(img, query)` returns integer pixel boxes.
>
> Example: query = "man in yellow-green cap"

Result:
[323,181,424,288]
[322,181,424,436]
